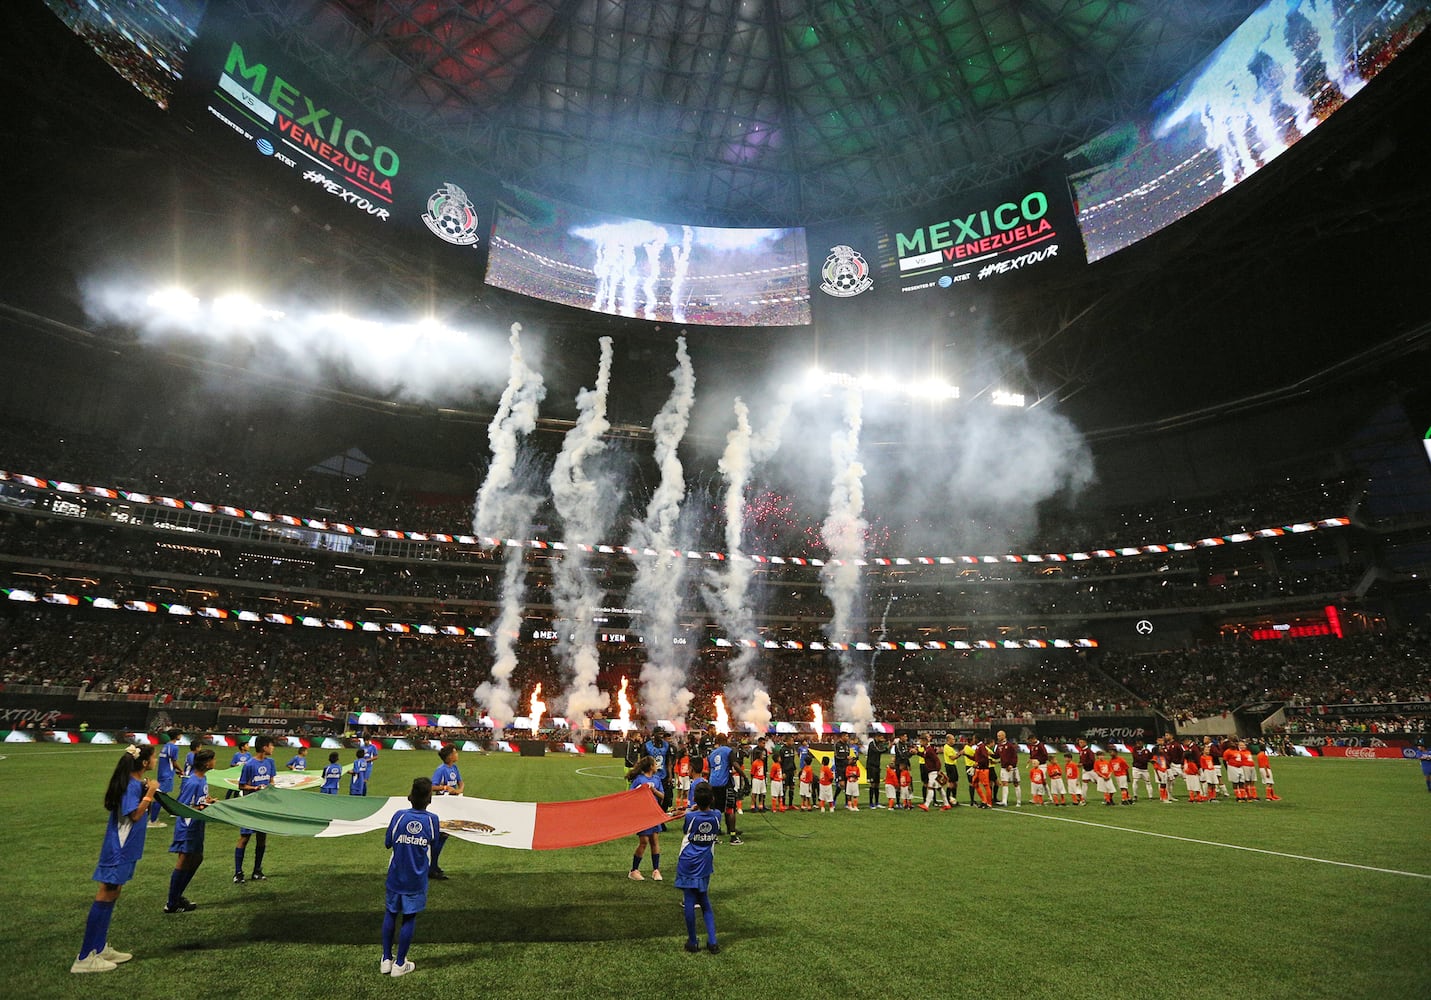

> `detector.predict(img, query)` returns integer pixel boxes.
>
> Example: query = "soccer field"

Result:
[2,745,1427,1000]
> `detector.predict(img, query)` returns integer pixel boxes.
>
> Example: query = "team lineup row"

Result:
[623,730,1282,833]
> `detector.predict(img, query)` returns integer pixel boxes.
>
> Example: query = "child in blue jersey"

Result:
[234,735,277,883]
[428,746,464,880]
[72,744,158,974]
[165,748,216,913]
[183,736,207,777]
[321,751,343,794]
[150,732,179,827]
[226,741,252,799]
[381,777,439,978]
[676,781,722,954]
[626,755,666,881]
[350,747,371,796]
[286,747,308,772]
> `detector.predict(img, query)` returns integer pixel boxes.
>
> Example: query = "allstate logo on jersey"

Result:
[406,819,425,835]
[820,245,873,298]
[422,183,480,246]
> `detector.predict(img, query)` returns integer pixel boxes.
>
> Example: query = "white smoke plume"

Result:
[705,394,794,731]
[80,280,510,404]
[474,541,534,729]
[471,325,546,729]
[473,324,546,539]
[549,337,617,728]
[821,387,873,733]
[628,337,697,721]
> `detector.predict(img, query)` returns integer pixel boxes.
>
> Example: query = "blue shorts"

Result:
[386,889,427,915]
[169,833,204,855]
[239,827,265,837]
[93,860,137,886]
[674,874,710,893]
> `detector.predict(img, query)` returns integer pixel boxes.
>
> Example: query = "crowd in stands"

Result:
[0,507,1370,635]
[1099,628,1431,719]
[0,420,1364,559]
[4,423,1426,739]
[4,601,1428,735]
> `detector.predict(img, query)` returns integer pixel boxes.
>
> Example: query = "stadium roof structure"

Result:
[239,0,1263,227]
[2,2,1429,447]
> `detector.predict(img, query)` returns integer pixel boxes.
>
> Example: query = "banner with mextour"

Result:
[174,5,495,273]
[806,167,1083,339]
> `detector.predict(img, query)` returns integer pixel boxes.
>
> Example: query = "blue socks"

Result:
[682,890,717,946]
[382,909,418,963]
[381,909,397,961]
[396,914,416,964]
[651,852,661,871]
[234,847,245,875]
[78,899,114,959]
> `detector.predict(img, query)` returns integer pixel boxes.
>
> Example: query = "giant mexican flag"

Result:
[158,787,672,850]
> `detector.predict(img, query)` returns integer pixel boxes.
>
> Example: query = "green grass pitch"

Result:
[1,746,1427,1000]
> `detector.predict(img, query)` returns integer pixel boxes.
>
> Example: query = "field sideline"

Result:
[1,746,1426,1000]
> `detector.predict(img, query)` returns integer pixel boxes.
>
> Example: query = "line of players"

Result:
[631,729,1282,820]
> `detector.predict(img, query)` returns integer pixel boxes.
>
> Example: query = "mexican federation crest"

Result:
[820,245,873,297]
[422,183,480,246]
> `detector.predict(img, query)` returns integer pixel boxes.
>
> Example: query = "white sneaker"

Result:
[71,951,118,974]
[148,820,167,828]
[628,870,644,881]
[651,870,663,881]
[390,960,415,978]
[98,944,133,964]
[380,959,393,974]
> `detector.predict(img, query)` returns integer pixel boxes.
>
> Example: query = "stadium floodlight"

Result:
[802,369,959,401]
[146,286,201,321]
[214,292,285,325]
[910,378,960,401]
[991,390,1026,407]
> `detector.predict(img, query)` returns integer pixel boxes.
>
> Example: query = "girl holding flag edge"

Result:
[72,744,158,974]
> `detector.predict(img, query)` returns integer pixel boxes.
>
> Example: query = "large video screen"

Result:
[1070,0,1430,263]
[44,0,209,109]
[487,190,811,327]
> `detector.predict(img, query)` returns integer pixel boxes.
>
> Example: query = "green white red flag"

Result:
[159,786,672,850]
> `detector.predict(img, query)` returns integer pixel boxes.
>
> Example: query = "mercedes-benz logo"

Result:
[1135,619,1154,635]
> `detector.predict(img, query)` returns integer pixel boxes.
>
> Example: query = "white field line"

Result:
[999,807,1430,879]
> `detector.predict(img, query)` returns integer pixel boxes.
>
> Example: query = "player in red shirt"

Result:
[1029,762,1046,805]
[1130,742,1155,802]
[1109,749,1131,804]
[995,731,1021,807]
[1063,754,1082,805]
[817,762,836,813]
[1093,752,1115,806]
[1076,739,1097,804]
[1254,744,1281,800]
